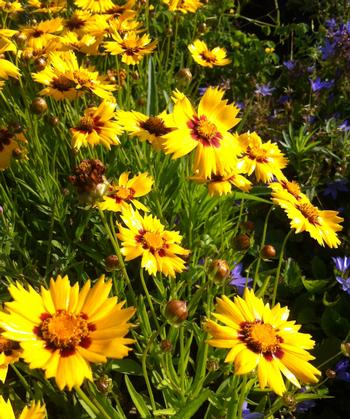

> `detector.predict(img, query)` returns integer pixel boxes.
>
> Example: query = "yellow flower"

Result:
[0,275,135,390]
[75,0,114,13]
[163,87,241,178]
[70,101,121,150]
[163,0,203,13]
[117,208,190,278]
[0,396,46,419]
[237,131,288,182]
[191,171,252,196]
[103,0,137,22]
[205,289,321,396]
[272,193,343,248]
[21,18,63,51]
[104,31,157,65]
[32,51,116,101]
[0,0,23,13]
[63,10,94,35]
[0,129,26,171]
[188,40,231,68]
[0,59,20,80]
[28,0,67,13]
[98,172,153,212]
[269,177,307,204]
[0,330,22,383]
[117,110,173,150]
[60,32,101,55]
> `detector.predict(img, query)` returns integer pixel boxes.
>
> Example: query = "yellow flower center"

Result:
[38,310,93,355]
[143,232,164,250]
[246,145,268,163]
[139,116,171,137]
[200,50,217,63]
[298,202,319,225]
[239,320,284,361]
[188,115,222,147]
[281,180,301,198]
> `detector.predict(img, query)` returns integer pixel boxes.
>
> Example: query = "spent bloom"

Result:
[205,289,321,396]
[0,275,135,390]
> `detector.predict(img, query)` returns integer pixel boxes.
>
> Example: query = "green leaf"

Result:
[302,278,329,293]
[125,376,152,419]
[172,389,211,419]
[147,57,158,116]
[111,359,143,375]
[234,191,271,204]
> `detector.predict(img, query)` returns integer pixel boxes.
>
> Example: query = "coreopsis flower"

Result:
[60,32,100,55]
[104,31,157,65]
[0,329,22,382]
[0,0,23,13]
[63,10,94,34]
[32,51,116,101]
[98,172,153,212]
[0,38,20,81]
[205,289,321,396]
[191,171,252,196]
[75,0,114,12]
[117,110,173,150]
[272,192,343,248]
[0,275,135,390]
[117,208,190,277]
[104,0,137,21]
[70,101,121,150]
[163,0,203,13]
[268,178,307,203]
[0,397,46,419]
[163,87,241,178]
[237,132,287,182]
[0,128,26,171]
[188,40,231,68]
[21,18,63,51]
[28,0,67,13]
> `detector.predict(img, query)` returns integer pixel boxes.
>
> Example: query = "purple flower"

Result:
[278,94,290,104]
[242,401,264,419]
[198,86,208,96]
[338,120,350,132]
[335,358,350,383]
[283,60,295,70]
[321,39,336,60]
[323,179,349,200]
[236,101,245,110]
[255,83,275,96]
[336,276,350,294]
[309,77,334,92]
[229,263,252,296]
[332,256,350,273]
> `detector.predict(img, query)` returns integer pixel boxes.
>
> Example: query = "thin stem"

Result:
[179,324,186,398]
[11,364,32,394]
[253,206,273,289]
[140,267,161,334]
[226,375,240,419]
[142,331,158,412]
[235,375,248,419]
[317,351,342,369]
[75,386,100,417]
[271,229,293,305]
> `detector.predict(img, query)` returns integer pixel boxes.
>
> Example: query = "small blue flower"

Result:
[323,179,349,200]
[336,276,350,294]
[229,263,252,296]
[198,86,208,96]
[283,60,295,70]
[309,77,334,92]
[236,101,245,110]
[338,120,350,132]
[332,256,350,273]
[255,83,275,96]
[242,401,264,419]
[335,358,350,383]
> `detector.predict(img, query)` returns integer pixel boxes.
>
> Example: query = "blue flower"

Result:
[255,83,275,96]
[323,179,349,200]
[336,276,350,294]
[332,256,350,273]
[309,77,334,92]
[283,60,295,70]
[242,401,264,419]
[198,86,208,96]
[229,263,252,296]
[338,120,350,132]
[335,358,350,383]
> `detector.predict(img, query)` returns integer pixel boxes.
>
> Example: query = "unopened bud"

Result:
[95,375,113,393]
[48,116,59,126]
[160,340,173,352]
[206,359,219,372]
[13,32,27,47]
[31,97,48,115]
[131,71,139,80]
[176,68,192,84]
[341,342,350,357]
[234,234,250,250]
[165,300,188,326]
[282,393,296,408]
[105,255,119,271]
[241,220,254,233]
[261,244,276,258]
[197,23,207,34]
[34,57,46,71]
[326,369,336,379]
[210,259,230,281]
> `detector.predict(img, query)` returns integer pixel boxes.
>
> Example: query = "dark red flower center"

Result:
[188,115,222,147]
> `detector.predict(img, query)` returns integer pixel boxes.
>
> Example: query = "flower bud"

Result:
[175,68,192,86]
[341,342,350,357]
[241,220,254,233]
[48,116,59,126]
[326,369,336,379]
[165,300,188,326]
[197,22,207,34]
[210,259,230,281]
[206,358,219,372]
[34,57,46,71]
[13,32,27,48]
[160,340,173,352]
[261,244,276,258]
[282,393,296,408]
[31,97,48,115]
[234,234,250,250]
[95,375,113,394]
[105,255,119,272]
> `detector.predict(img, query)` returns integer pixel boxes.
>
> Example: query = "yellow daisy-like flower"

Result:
[21,18,63,51]
[117,110,173,150]
[237,131,288,182]
[75,0,114,13]
[28,0,67,14]
[206,289,321,396]
[163,0,203,13]
[269,177,307,204]
[103,0,137,22]
[0,397,46,419]
[104,31,157,65]
[272,192,343,248]
[0,275,135,390]
[0,0,23,14]
[32,51,116,101]
[0,59,20,80]
[0,330,22,383]
[191,171,252,196]
[99,172,153,212]
[188,39,231,68]
[70,101,121,150]
[0,129,26,171]
[117,208,190,278]
[163,87,241,179]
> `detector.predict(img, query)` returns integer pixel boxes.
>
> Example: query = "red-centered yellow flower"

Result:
[61,32,101,55]
[0,329,22,383]
[0,275,135,390]
[71,101,121,150]
[205,289,321,396]
[63,10,94,35]
[98,172,153,212]
[191,171,252,196]
[188,39,231,68]
[117,208,190,278]
[0,0,23,13]
[0,129,26,171]
[75,0,115,13]
[103,0,137,21]
[104,31,157,65]
[21,18,63,51]
[117,110,173,150]
[32,51,116,101]
[272,193,343,248]
[163,87,241,179]
[0,59,20,80]
[269,177,307,204]
[237,131,288,182]
[28,0,67,13]
[163,0,203,13]
[0,396,46,419]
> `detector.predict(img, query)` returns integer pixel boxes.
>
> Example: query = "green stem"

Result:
[235,375,248,419]
[11,364,32,394]
[226,375,240,419]
[140,267,161,334]
[253,206,273,290]
[75,386,100,417]
[272,229,293,305]
[142,331,158,412]
[317,351,342,369]
[179,324,186,398]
